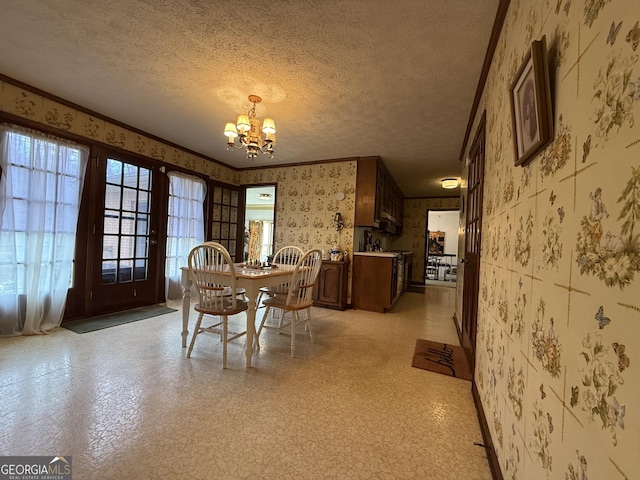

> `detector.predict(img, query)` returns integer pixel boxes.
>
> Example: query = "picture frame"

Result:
[509,35,553,167]
[428,231,445,255]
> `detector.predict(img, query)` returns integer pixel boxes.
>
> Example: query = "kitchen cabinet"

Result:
[355,156,404,235]
[312,260,349,310]
[351,253,401,313]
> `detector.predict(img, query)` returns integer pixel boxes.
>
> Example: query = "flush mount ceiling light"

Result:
[258,193,273,200]
[224,95,276,159]
[441,178,459,189]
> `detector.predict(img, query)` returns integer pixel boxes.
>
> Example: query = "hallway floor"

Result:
[0,287,492,479]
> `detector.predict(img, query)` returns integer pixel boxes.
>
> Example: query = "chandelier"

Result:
[224,95,276,159]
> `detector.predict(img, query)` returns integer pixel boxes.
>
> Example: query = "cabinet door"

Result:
[317,262,341,305]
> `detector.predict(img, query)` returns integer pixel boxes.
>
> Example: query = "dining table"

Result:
[180,263,296,368]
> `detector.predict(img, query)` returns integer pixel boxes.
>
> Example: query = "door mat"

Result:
[411,339,472,380]
[62,305,177,334]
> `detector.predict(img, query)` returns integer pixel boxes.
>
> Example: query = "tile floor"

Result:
[0,286,492,479]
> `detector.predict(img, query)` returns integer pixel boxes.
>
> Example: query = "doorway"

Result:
[425,210,460,287]
[88,150,164,315]
[243,185,276,262]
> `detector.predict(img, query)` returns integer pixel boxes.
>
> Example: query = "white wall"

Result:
[428,210,459,256]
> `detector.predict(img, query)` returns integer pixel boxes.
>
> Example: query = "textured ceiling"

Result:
[0,0,499,198]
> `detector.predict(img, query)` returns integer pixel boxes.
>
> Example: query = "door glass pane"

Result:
[102,261,116,283]
[104,211,120,235]
[139,167,151,190]
[103,235,119,260]
[135,236,148,258]
[123,163,138,188]
[137,191,150,212]
[119,259,133,282]
[134,259,147,281]
[101,157,152,284]
[212,204,221,221]
[120,236,135,258]
[104,184,122,209]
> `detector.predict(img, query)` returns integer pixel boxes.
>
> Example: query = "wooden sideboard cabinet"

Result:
[312,260,349,310]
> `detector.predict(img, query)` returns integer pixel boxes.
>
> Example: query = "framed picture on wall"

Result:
[509,35,553,167]
[428,231,445,255]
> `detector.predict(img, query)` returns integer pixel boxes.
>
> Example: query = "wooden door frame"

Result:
[460,111,486,374]
[83,148,167,317]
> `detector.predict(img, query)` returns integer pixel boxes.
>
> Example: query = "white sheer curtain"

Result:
[0,125,88,336]
[165,171,206,300]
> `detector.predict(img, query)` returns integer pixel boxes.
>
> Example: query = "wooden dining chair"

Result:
[257,249,322,357]
[256,245,304,307]
[187,242,248,368]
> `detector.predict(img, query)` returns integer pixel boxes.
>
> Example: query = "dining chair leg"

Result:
[187,313,204,358]
[290,311,298,357]
[222,315,228,369]
[257,306,271,338]
[306,308,314,343]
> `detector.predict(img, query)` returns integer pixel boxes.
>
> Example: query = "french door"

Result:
[207,182,243,262]
[88,150,165,315]
[461,113,485,374]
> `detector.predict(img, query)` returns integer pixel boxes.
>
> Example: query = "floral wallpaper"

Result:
[240,163,357,302]
[464,0,640,478]
[240,163,356,256]
[0,81,241,186]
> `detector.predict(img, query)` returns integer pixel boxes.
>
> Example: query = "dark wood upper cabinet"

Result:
[354,156,404,235]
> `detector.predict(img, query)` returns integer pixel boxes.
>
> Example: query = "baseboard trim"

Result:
[453,312,462,344]
[472,382,504,480]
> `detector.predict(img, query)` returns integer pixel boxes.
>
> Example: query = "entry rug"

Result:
[411,339,472,380]
[62,305,177,334]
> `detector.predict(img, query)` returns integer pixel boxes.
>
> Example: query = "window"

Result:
[0,125,88,335]
[165,171,206,299]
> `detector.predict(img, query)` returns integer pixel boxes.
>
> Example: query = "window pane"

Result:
[120,236,135,259]
[123,163,138,188]
[104,211,120,235]
[106,158,122,183]
[102,235,119,260]
[211,222,221,239]
[105,184,121,210]
[134,259,147,280]
[118,260,133,282]
[136,213,149,236]
[137,190,150,212]
[135,235,148,258]
[102,261,117,284]
[122,187,137,212]
[138,167,151,190]
[121,214,135,236]
[212,204,221,221]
